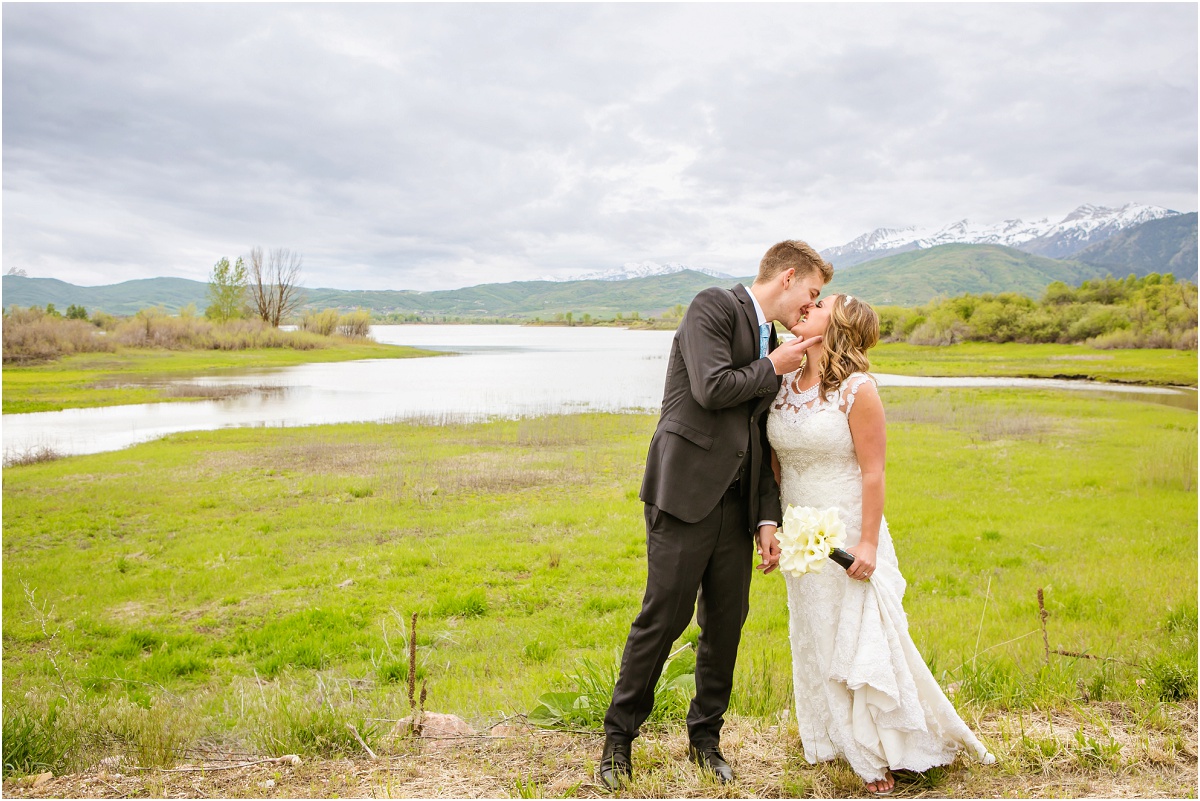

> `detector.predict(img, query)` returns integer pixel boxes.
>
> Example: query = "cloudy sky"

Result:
[3,3,1196,291]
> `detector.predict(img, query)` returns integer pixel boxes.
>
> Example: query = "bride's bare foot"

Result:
[865,772,895,795]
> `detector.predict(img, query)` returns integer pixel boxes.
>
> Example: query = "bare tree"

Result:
[247,247,305,327]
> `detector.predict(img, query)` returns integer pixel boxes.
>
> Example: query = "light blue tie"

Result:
[759,323,771,359]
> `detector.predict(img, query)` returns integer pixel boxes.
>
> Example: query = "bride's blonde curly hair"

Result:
[817,294,880,399]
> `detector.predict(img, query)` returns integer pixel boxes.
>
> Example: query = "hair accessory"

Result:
[844,294,855,303]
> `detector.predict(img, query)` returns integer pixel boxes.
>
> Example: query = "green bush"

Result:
[300,308,341,336]
[876,274,1196,349]
[337,310,372,339]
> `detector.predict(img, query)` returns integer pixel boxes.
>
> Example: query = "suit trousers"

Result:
[603,485,754,749]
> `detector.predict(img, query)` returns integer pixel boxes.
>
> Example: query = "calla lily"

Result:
[776,504,849,579]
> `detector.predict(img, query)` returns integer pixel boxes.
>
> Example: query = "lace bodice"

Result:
[767,371,875,545]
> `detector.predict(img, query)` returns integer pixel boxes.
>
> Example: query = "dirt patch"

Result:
[197,438,394,478]
[107,601,150,623]
[4,705,1195,798]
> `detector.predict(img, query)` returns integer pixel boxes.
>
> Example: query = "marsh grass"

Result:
[1136,435,1198,492]
[1,313,113,364]
[1,391,1195,787]
[158,382,285,400]
[2,444,63,468]
[883,391,1052,443]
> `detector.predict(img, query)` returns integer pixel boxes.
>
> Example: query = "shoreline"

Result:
[1,341,441,414]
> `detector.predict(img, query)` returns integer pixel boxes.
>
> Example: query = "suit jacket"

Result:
[639,284,783,529]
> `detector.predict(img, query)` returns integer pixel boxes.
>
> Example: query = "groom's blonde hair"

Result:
[818,295,880,400]
[757,240,834,283]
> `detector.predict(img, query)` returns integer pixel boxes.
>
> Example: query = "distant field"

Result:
[3,390,1195,789]
[871,342,1197,387]
[1,343,437,414]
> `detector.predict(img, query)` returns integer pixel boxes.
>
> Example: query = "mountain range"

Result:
[3,204,1194,317]
[820,203,1181,267]
[546,261,734,282]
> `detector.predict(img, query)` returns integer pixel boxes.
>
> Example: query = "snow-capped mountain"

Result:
[547,262,735,282]
[823,204,1181,267]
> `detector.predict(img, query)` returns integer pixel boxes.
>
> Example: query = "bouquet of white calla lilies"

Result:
[777,505,847,578]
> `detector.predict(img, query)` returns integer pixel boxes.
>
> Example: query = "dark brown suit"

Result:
[605,283,783,749]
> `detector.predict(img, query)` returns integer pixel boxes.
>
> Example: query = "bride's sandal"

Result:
[866,772,895,796]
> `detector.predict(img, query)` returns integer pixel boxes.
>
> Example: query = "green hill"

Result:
[1073,212,1198,282]
[12,240,1174,319]
[1,276,209,316]
[823,244,1105,305]
[2,271,756,319]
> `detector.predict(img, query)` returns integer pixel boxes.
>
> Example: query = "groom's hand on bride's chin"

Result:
[768,335,823,375]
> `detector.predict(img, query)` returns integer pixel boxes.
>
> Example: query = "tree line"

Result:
[2,247,380,364]
[876,273,1197,350]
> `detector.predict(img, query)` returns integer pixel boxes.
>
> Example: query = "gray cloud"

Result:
[3,3,1196,290]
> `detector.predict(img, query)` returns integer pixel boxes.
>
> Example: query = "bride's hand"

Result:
[755,525,781,574]
[845,542,877,581]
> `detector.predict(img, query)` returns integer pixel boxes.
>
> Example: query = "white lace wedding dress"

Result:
[767,371,994,782]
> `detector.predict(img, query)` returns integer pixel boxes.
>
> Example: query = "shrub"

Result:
[337,310,372,339]
[1067,306,1129,341]
[875,274,1196,349]
[300,309,341,336]
[908,318,970,346]
[2,306,115,364]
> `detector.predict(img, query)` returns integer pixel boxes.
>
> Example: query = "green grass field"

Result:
[1,343,437,414]
[869,342,1197,387]
[2,388,1195,782]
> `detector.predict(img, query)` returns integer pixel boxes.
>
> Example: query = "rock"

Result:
[388,712,475,740]
[265,779,276,788]
[32,772,52,788]
[337,579,354,588]
[489,723,526,738]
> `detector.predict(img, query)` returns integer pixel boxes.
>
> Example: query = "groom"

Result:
[600,240,834,789]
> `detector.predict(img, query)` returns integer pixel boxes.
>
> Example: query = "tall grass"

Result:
[299,309,341,336]
[299,308,372,339]
[112,309,329,351]
[2,307,114,364]
[2,305,373,364]
[2,698,75,777]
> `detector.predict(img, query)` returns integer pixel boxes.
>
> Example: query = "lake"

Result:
[3,324,1195,459]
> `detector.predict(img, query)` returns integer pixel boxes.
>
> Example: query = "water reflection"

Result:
[3,325,1194,459]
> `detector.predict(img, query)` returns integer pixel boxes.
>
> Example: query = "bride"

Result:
[761,294,994,794]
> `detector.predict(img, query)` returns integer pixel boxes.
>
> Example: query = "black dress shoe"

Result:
[599,736,632,792]
[688,744,734,784]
